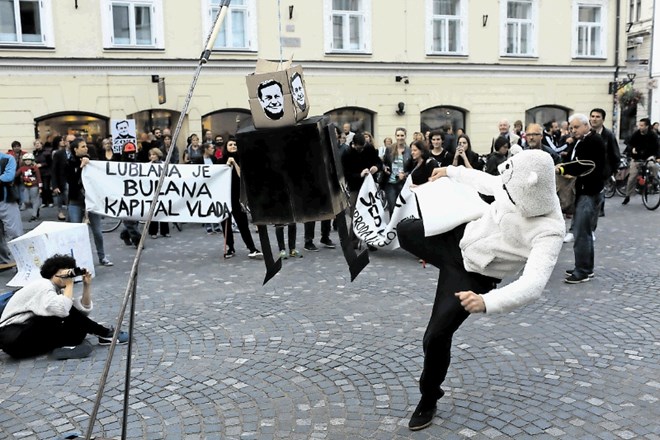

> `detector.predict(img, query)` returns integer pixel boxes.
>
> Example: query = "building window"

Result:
[420,106,466,137]
[573,0,606,58]
[629,0,641,22]
[324,0,372,54]
[0,0,54,46]
[35,112,109,148]
[525,105,571,128]
[324,107,374,137]
[102,0,163,48]
[205,0,257,51]
[202,109,252,141]
[501,0,537,57]
[427,0,467,55]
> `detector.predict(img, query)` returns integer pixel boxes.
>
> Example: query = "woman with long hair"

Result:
[381,128,413,214]
[452,134,480,170]
[409,140,439,186]
[217,138,263,260]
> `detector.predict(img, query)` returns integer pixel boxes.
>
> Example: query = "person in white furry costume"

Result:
[398,149,564,431]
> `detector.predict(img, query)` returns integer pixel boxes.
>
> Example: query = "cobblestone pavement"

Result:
[1,195,658,439]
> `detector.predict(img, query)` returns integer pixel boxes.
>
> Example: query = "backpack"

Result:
[0,289,20,322]
[0,157,20,203]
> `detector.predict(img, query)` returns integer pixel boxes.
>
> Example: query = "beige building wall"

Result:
[0,0,628,154]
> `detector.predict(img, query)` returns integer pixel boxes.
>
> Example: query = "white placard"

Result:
[82,161,232,223]
[352,174,419,250]
[411,178,488,237]
[110,119,138,155]
[7,222,95,287]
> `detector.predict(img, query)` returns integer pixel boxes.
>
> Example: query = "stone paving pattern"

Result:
[0,196,658,439]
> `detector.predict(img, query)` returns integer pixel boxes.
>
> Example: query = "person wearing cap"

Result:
[16,153,42,221]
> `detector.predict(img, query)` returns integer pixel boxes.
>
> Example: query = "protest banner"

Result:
[411,177,488,236]
[352,174,418,250]
[82,161,232,222]
[111,119,138,155]
[8,222,95,287]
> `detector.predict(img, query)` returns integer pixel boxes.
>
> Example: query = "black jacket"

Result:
[561,132,606,196]
[50,148,69,192]
[341,145,382,191]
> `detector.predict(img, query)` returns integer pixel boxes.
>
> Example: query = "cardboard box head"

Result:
[246,59,310,128]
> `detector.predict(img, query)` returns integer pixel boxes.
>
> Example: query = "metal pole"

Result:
[120,269,138,440]
[83,2,232,439]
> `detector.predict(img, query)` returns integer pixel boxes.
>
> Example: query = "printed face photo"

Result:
[116,121,129,135]
[257,80,285,120]
[290,73,306,111]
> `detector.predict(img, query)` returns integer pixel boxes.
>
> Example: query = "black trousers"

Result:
[397,219,499,402]
[304,220,331,244]
[222,208,257,252]
[0,307,109,359]
[275,223,297,251]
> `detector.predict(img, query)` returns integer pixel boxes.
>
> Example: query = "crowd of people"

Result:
[0,115,658,366]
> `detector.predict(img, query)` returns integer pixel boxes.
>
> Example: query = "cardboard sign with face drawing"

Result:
[246,60,309,128]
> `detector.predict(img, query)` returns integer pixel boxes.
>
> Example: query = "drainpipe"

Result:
[612,0,622,139]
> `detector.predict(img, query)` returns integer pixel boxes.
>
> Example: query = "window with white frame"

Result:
[102,0,163,48]
[427,0,467,55]
[324,0,372,53]
[573,0,606,58]
[501,0,537,57]
[0,0,54,46]
[205,0,257,51]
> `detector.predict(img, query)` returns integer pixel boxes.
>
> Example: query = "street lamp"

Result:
[608,72,636,94]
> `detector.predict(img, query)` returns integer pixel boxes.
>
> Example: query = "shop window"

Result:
[35,112,109,148]
[324,107,375,137]
[525,105,571,127]
[128,109,182,137]
[201,108,252,141]
[420,106,466,135]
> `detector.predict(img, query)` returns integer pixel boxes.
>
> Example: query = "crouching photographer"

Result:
[0,254,128,360]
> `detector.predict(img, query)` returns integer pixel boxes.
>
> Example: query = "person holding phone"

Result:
[0,254,129,360]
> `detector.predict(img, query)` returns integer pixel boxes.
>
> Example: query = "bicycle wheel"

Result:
[615,180,627,197]
[101,216,122,233]
[603,176,615,198]
[642,178,660,210]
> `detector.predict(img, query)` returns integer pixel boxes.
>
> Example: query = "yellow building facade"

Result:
[0,0,632,154]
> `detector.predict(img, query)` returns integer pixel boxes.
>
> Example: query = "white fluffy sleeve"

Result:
[481,233,563,314]
[446,165,500,196]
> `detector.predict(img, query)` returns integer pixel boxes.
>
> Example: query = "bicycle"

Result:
[603,156,629,198]
[638,158,660,210]
[100,217,182,233]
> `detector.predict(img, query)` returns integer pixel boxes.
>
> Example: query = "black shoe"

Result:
[131,237,141,249]
[622,196,630,205]
[51,340,93,360]
[224,248,235,259]
[564,269,595,278]
[119,231,132,246]
[408,400,437,431]
[98,327,129,346]
[304,242,319,252]
[320,237,336,249]
[564,273,591,284]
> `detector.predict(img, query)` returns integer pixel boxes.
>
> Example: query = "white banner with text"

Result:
[82,161,232,222]
[352,174,419,250]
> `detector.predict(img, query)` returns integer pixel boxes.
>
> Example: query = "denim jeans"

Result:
[68,203,106,262]
[572,193,602,277]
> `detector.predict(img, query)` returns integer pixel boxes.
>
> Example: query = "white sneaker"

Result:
[563,233,574,243]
